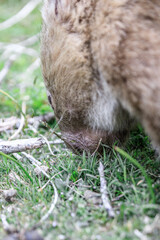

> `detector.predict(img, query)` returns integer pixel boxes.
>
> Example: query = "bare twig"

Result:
[40,135,55,156]
[0,34,39,82]
[0,36,39,83]
[9,102,26,140]
[21,152,42,166]
[20,33,39,46]
[20,58,40,79]
[0,60,12,84]
[134,229,148,240]
[0,0,42,31]
[91,138,102,156]
[0,117,17,132]
[40,182,58,222]
[38,170,64,192]
[12,153,23,160]
[21,152,58,223]
[112,193,125,202]
[0,34,39,50]
[98,161,115,218]
[0,43,38,59]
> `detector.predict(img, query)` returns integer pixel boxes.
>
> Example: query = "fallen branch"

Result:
[98,161,115,218]
[0,138,47,154]
[0,137,63,154]
[0,0,42,31]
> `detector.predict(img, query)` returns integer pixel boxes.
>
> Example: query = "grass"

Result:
[0,1,160,240]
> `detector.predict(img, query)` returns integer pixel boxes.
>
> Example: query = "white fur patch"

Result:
[87,73,127,132]
[88,86,117,132]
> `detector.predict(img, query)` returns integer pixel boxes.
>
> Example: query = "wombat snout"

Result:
[62,129,129,154]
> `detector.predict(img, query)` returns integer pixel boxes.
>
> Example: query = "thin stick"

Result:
[38,170,64,192]
[0,35,39,80]
[91,138,102,156]
[0,0,42,31]
[0,60,12,84]
[19,34,39,46]
[0,116,17,132]
[0,43,38,59]
[21,152,58,223]
[21,152,41,166]
[9,102,26,140]
[20,58,40,79]
[98,161,115,218]
[40,135,55,156]
[0,35,39,83]
[0,34,39,49]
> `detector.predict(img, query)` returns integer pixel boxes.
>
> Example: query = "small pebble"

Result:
[52,221,57,228]
[3,189,17,202]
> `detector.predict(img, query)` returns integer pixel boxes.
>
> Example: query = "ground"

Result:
[0,1,160,240]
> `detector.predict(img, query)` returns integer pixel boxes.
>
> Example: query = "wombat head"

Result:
[41,0,132,153]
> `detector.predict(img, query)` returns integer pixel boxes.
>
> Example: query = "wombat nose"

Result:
[62,129,126,154]
[62,131,103,154]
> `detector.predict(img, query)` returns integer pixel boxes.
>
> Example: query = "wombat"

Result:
[41,0,160,154]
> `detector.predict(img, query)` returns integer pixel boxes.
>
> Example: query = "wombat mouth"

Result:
[62,129,129,155]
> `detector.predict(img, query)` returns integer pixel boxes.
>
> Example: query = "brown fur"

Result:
[41,0,160,153]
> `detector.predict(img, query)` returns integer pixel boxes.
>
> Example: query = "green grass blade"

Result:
[0,151,33,184]
[0,89,26,118]
[0,89,19,106]
[114,146,155,203]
